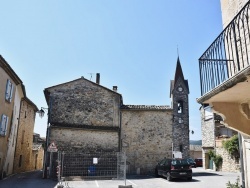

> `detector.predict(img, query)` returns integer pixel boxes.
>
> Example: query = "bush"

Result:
[213,155,223,170]
[207,150,223,170]
[223,135,239,159]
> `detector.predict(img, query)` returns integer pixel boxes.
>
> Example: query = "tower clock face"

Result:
[178,87,183,92]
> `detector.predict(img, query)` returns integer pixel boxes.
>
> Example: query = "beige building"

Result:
[0,56,24,178]
[31,143,44,170]
[13,98,39,173]
[197,0,250,187]
[0,55,39,178]
[189,145,202,160]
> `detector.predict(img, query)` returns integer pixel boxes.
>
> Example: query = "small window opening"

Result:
[177,101,183,113]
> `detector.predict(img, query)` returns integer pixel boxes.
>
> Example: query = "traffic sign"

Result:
[47,141,58,152]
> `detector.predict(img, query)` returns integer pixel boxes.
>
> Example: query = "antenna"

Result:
[88,73,94,81]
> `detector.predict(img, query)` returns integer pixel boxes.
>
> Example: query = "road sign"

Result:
[47,141,58,152]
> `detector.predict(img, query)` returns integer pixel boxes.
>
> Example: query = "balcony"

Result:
[197,1,250,136]
[199,1,250,96]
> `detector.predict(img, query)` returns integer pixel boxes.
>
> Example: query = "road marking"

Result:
[95,180,99,187]
[127,180,137,186]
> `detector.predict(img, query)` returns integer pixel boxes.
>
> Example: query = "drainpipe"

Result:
[238,133,245,188]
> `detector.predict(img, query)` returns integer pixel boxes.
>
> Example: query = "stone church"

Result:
[43,57,189,176]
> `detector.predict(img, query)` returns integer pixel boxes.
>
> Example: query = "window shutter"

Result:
[9,83,14,102]
[4,116,8,136]
[5,79,14,102]
[5,79,10,100]
[0,115,8,136]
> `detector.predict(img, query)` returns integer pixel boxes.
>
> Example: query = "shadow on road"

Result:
[0,170,58,188]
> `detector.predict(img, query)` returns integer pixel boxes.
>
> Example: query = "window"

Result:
[179,145,183,152]
[0,114,9,136]
[21,130,25,144]
[19,155,22,167]
[177,100,183,114]
[5,79,14,102]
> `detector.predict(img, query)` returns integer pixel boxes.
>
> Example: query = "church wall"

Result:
[47,78,121,128]
[121,109,173,175]
[49,127,119,153]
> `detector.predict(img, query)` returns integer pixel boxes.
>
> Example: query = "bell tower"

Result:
[170,57,190,158]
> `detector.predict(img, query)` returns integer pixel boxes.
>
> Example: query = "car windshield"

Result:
[171,159,189,165]
[187,158,194,162]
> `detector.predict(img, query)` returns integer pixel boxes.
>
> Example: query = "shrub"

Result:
[207,150,223,170]
[223,135,239,159]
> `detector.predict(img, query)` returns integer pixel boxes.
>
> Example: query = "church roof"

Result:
[121,105,171,110]
[174,57,185,85]
[170,57,189,97]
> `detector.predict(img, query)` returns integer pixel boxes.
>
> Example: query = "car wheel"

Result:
[187,177,192,181]
[166,172,172,181]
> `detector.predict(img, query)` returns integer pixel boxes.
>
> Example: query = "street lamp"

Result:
[37,107,48,118]
[190,130,194,134]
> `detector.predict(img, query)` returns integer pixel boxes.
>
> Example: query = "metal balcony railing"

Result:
[199,1,250,95]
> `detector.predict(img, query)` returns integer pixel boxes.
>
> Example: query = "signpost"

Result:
[47,142,58,178]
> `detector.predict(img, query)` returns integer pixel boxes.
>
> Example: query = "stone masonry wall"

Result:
[48,78,121,128]
[172,78,189,158]
[220,0,248,28]
[201,107,215,148]
[216,147,240,172]
[49,127,119,153]
[31,148,44,170]
[13,99,36,173]
[121,110,172,175]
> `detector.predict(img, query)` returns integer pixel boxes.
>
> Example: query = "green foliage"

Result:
[213,155,223,170]
[226,176,241,188]
[208,150,215,159]
[223,135,239,159]
[207,150,223,170]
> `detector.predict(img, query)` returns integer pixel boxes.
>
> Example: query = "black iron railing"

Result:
[199,1,250,95]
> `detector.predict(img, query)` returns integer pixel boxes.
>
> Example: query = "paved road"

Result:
[0,168,241,188]
[0,170,57,188]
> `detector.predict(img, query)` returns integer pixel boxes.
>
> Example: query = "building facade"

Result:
[197,0,250,187]
[201,108,239,172]
[43,58,190,177]
[0,56,39,179]
[13,98,39,173]
[0,56,23,178]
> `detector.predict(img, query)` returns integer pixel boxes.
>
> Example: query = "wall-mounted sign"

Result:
[93,158,98,164]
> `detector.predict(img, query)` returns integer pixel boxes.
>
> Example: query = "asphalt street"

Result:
[0,168,241,188]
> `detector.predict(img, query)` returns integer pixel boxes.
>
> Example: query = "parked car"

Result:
[186,158,196,168]
[155,158,192,181]
[195,158,203,167]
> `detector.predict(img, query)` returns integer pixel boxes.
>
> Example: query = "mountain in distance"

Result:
[190,140,202,145]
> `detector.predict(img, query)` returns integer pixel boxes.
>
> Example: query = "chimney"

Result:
[96,73,100,84]
[113,86,118,92]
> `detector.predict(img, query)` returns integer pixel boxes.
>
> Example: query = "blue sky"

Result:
[0,1,222,140]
